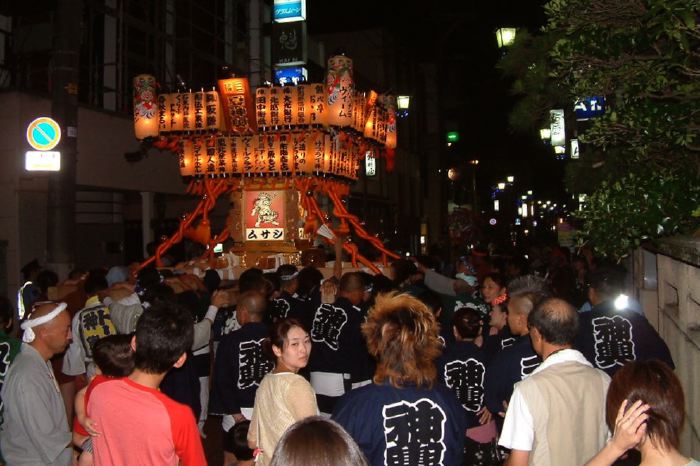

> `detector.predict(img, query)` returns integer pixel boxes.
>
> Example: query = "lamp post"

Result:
[396,95,410,118]
[469,159,479,212]
[496,28,517,48]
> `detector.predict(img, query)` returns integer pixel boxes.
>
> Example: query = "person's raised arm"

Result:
[584,400,649,466]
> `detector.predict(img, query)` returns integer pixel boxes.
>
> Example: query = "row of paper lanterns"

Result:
[178,131,363,180]
[133,55,397,150]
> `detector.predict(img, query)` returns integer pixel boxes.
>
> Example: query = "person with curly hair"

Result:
[332,292,466,466]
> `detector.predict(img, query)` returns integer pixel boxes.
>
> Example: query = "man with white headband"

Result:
[1,302,73,466]
[270,264,301,322]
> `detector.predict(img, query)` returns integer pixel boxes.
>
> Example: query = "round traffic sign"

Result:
[26,117,61,151]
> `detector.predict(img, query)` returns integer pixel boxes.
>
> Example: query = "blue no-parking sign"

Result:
[26,117,61,151]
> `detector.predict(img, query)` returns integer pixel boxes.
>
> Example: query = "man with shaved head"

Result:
[499,298,610,466]
[210,290,272,463]
[308,272,368,416]
[1,302,73,466]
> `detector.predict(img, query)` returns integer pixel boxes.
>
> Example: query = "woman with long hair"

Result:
[248,318,318,466]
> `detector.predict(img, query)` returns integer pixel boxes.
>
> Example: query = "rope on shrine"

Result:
[138,178,231,271]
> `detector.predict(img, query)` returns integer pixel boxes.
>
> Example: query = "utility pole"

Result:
[47,0,81,278]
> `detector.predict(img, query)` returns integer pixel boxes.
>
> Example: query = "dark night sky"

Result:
[306,0,568,204]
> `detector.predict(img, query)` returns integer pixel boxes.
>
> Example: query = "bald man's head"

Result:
[237,291,267,323]
[27,302,72,356]
[527,297,579,346]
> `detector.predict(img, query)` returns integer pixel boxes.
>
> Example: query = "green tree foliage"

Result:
[502,0,700,258]
[546,0,700,170]
[578,168,700,257]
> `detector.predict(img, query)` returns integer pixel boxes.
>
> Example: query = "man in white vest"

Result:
[499,298,610,466]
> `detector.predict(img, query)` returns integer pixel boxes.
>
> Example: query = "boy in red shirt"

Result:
[73,334,134,466]
[88,301,206,466]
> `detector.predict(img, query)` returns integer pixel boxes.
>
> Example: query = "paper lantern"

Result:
[310,132,325,173]
[364,106,377,139]
[268,87,282,128]
[281,86,294,126]
[352,92,366,133]
[376,105,388,144]
[158,93,170,132]
[169,93,184,132]
[192,137,205,176]
[218,78,257,133]
[133,74,159,140]
[204,137,217,175]
[205,90,223,131]
[264,134,280,174]
[323,133,334,173]
[384,95,397,150]
[326,55,354,127]
[237,136,255,174]
[215,136,232,175]
[309,83,327,126]
[182,92,195,132]
[295,85,307,126]
[229,136,241,174]
[179,139,195,177]
[253,135,267,173]
[294,133,310,173]
[255,87,269,129]
[279,133,291,173]
[193,92,206,131]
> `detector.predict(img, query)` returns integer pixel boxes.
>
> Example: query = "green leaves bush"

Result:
[577,169,700,258]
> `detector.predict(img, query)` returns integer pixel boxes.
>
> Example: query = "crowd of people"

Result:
[0,240,695,466]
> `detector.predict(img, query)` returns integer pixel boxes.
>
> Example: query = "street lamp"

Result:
[397,95,410,118]
[506,175,514,183]
[497,182,506,190]
[397,95,410,110]
[496,28,517,48]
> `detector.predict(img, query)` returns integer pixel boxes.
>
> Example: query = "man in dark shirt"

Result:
[210,291,272,465]
[484,275,548,417]
[308,272,367,415]
[575,265,673,377]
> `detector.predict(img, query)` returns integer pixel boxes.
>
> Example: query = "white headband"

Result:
[21,303,67,343]
[280,271,299,281]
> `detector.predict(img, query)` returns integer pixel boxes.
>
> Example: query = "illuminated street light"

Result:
[469,159,479,165]
[396,95,410,118]
[506,175,515,183]
[527,190,533,195]
[447,168,460,181]
[496,28,517,48]
[497,182,506,190]
[397,95,410,110]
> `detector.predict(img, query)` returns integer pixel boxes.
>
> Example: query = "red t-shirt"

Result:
[88,377,206,466]
[73,374,111,436]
